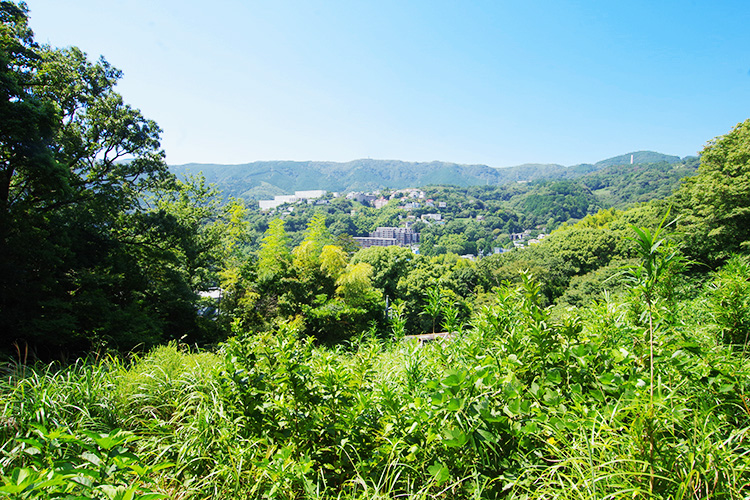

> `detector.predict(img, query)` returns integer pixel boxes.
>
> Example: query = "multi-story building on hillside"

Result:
[354,227,420,249]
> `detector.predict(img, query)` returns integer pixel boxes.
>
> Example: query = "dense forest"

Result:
[2,2,750,498]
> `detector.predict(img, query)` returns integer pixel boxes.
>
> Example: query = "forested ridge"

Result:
[2,3,750,498]
[170,151,687,202]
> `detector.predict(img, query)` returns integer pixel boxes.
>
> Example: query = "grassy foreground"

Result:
[2,264,750,498]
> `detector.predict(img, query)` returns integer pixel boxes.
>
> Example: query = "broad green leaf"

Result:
[428,462,450,486]
[504,399,521,417]
[446,397,462,412]
[441,369,467,387]
[442,428,468,448]
[81,451,103,467]
[521,421,539,434]
[545,369,562,385]
[475,428,499,443]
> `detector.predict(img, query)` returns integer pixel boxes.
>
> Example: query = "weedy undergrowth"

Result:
[3,234,750,498]
[0,425,170,499]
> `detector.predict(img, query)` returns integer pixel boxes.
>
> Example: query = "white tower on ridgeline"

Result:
[631,154,634,164]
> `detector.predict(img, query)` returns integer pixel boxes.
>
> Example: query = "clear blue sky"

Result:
[24,0,750,167]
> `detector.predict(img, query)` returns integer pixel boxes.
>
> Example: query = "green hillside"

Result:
[171,159,501,199]
[582,157,700,207]
[594,150,682,168]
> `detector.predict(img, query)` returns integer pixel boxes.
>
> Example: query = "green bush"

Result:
[709,255,750,348]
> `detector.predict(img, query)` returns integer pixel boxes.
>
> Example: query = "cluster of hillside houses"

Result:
[257,189,424,250]
[258,188,442,213]
[256,189,545,252]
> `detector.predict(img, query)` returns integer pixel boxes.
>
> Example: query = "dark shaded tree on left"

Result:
[0,2,60,214]
[0,2,224,356]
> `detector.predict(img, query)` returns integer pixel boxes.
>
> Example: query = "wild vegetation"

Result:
[3,238,750,498]
[3,2,750,498]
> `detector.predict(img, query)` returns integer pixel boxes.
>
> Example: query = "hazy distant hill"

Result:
[594,151,681,168]
[171,160,501,200]
[170,151,686,201]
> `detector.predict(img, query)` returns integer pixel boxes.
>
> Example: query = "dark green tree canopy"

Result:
[0,1,60,214]
[673,119,750,265]
[0,2,220,356]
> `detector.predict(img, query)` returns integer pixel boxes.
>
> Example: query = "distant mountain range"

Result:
[170,151,687,202]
